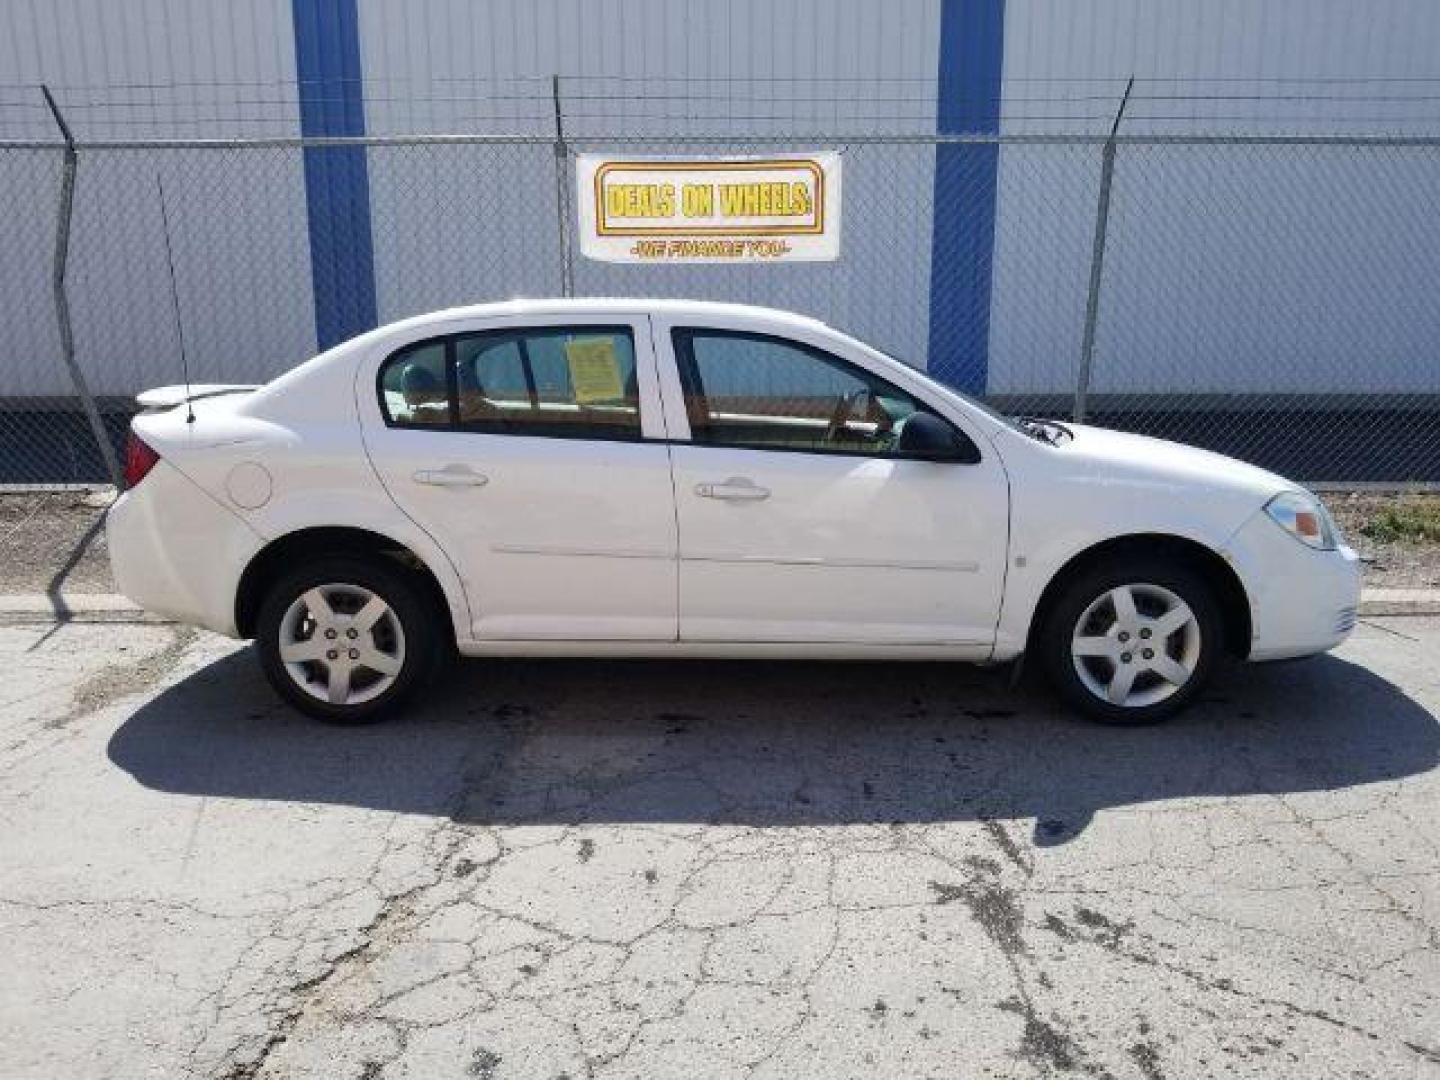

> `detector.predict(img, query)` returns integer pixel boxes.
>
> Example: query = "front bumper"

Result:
[107,461,263,636]
[1224,507,1362,661]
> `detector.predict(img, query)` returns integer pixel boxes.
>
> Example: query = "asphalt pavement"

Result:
[2,616,1437,1078]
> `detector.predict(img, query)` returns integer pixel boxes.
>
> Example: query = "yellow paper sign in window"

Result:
[565,336,625,404]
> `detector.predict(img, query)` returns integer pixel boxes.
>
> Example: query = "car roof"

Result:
[387,298,831,333]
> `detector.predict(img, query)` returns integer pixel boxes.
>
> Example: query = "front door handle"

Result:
[414,466,488,488]
[696,477,770,501]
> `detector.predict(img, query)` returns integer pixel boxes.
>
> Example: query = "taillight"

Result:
[123,432,161,489]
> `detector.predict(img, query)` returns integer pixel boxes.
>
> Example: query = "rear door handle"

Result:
[696,477,770,501]
[414,466,488,488]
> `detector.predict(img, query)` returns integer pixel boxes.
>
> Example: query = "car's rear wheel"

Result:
[256,557,435,723]
[1037,557,1223,725]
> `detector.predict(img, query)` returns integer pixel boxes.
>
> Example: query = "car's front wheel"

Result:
[255,557,436,723]
[1038,557,1223,725]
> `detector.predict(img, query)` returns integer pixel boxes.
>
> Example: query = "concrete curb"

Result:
[1,588,1436,627]
[1358,588,1440,616]
[0,593,166,625]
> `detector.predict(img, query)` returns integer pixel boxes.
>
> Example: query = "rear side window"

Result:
[378,326,640,440]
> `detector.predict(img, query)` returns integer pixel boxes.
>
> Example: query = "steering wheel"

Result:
[872,399,896,440]
[823,389,867,444]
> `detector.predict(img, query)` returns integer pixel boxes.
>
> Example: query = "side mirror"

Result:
[897,412,979,463]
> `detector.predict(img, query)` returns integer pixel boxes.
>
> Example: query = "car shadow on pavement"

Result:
[107,648,1438,845]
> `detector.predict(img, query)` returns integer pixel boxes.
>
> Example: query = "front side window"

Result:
[379,326,640,440]
[672,328,957,458]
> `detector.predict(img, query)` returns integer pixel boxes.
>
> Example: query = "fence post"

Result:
[551,74,575,298]
[41,85,122,488]
[1074,76,1133,424]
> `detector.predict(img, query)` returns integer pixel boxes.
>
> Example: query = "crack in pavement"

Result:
[201,745,1440,1079]
[4,619,1437,1078]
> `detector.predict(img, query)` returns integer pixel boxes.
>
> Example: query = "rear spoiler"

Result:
[135,384,259,412]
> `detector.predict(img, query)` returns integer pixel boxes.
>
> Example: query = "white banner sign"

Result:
[576,153,842,263]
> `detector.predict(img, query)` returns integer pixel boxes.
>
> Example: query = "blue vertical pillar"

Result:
[292,0,377,349]
[927,0,1005,394]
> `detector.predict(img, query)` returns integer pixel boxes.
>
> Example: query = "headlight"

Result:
[1265,490,1339,551]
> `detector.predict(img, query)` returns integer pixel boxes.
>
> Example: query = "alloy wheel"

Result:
[1070,582,1202,709]
[277,583,407,706]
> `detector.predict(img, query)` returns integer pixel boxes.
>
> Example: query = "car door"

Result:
[653,319,1008,648]
[359,316,678,641]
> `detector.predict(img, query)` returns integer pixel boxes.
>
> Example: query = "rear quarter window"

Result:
[378,341,450,426]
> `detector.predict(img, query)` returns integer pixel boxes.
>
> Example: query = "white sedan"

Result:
[108,299,1360,725]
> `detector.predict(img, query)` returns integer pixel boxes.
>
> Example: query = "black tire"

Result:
[255,555,439,724]
[1036,556,1223,726]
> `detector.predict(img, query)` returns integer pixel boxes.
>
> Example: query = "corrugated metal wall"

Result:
[355,1,942,366]
[0,0,315,396]
[4,0,1440,398]
[1,0,299,141]
[1006,0,1440,114]
[991,0,1440,396]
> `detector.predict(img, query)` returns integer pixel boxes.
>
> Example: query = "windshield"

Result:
[861,339,1077,445]
[864,342,1020,430]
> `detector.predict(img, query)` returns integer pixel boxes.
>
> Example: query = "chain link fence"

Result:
[1,85,1438,589]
